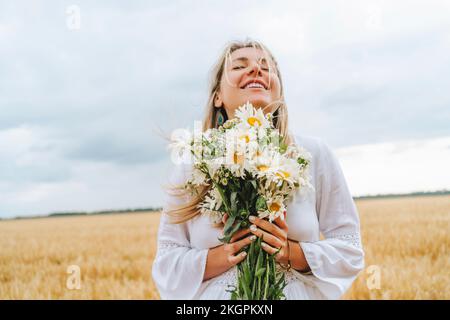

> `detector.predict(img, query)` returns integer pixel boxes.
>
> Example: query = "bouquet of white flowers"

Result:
[169,102,313,300]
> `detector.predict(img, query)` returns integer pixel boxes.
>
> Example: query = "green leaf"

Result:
[223,215,236,235]
[249,240,257,266]
[239,208,248,218]
[267,287,275,299]
[255,249,263,273]
[217,234,232,243]
[263,259,270,299]
[242,278,252,300]
[280,140,287,154]
[255,267,266,278]
[256,196,267,211]
[242,259,251,284]
[230,192,238,214]
[214,184,231,213]
[275,273,286,288]
[246,258,254,285]
[227,220,242,238]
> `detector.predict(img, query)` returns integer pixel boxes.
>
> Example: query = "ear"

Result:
[214,91,223,108]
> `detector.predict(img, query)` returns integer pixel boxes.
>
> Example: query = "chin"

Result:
[245,98,271,110]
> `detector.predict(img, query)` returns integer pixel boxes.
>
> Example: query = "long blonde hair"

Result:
[165,39,293,225]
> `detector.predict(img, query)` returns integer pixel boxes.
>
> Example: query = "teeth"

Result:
[244,82,265,89]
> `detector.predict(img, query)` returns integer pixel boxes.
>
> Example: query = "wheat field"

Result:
[0,195,449,299]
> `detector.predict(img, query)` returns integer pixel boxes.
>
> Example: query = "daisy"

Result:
[189,167,209,186]
[258,197,286,223]
[252,149,275,178]
[235,101,271,130]
[199,187,223,223]
[169,128,193,164]
[224,150,246,177]
[265,155,300,187]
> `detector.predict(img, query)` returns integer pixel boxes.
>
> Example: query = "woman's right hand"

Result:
[203,213,256,281]
[221,213,256,266]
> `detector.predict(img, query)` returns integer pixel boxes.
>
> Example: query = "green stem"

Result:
[263,257,269,300]
[213,182,231,215]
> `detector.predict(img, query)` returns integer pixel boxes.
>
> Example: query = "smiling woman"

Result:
[151,39,365,300]
[205,40,290,141]
[215,47,282,118]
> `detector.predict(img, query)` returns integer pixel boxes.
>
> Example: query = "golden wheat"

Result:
[343,195,450,300]
[0,195,449,299]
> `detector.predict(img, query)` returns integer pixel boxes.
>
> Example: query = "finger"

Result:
[222,213,228,224]
[229,227,251,243]
[226,234,257,255]
[274,212,288,230]
[250,215,286,239]
[249,224,284,248]
[233,234,257,253]
[261,241,283,260]
[249,216,286,242]
[228,250,248,266]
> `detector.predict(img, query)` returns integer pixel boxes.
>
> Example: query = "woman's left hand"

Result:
[248,212,290,265]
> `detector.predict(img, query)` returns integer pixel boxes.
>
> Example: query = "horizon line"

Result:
[1,189,449,221]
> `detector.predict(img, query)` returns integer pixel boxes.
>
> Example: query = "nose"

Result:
[247,61,262,76]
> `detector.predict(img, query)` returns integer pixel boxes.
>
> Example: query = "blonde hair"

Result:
[165,38,294,225]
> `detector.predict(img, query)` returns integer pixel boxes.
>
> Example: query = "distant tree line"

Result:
[1,189,450,221]
[47,207,163,217]
[48,207,162,217]
[1,207,162,221]
[354,189,450,200]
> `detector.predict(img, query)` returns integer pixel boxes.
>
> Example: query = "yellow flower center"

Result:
[247,117,262,127]
[269,202,281,212]
[240,134,250,143]
[257,165,269,171]
[276,170,291,179]
[233,152,245,165]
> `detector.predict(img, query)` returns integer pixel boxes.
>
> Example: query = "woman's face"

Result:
[215,47,282,118]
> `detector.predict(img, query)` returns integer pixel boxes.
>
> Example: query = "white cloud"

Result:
[336,136,450,196]
[0,125,171,218]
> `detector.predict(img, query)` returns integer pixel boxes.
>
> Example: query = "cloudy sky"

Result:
[1,0,450,218]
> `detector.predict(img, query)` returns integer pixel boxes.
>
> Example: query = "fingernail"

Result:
[249,216,255,222]
[241,252,247,257]
[250,235,257,241]
[250,224,257,232]
[261,242,267,247]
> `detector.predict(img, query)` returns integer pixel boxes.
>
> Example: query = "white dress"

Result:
[152,134,365,300]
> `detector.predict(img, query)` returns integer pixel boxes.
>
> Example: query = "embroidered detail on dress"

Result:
[284,269,301,284]
[212,266,238,287]
[209,263,314,289]
[327,232,362,248]
[158,239,186,255]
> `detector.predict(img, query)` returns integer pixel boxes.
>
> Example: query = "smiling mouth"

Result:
[240,81,267,90]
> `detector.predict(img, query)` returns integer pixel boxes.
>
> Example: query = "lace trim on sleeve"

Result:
[327,232,362,248]
[157,239,187,255]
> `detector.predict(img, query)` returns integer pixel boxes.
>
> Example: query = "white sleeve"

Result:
[151,163,209,300]
[299,139,365,299]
